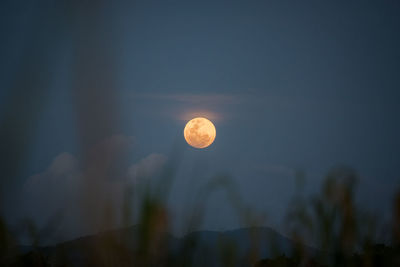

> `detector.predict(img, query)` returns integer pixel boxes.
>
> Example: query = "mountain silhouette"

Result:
[15,226,318,266]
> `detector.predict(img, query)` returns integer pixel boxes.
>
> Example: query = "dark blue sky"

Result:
[1,1,400,242]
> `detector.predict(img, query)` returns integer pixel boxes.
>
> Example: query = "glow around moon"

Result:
[184,117,216,149]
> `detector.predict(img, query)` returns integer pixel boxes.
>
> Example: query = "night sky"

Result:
[1,1,400,244]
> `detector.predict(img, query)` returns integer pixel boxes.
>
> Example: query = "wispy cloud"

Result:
[131,92,241,105]
[127,92,241,122]
[126,90,319,123]
[129,90,313,108]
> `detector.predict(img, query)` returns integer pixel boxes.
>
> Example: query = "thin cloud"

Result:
[126,90,317,123]
[131,93,240,105]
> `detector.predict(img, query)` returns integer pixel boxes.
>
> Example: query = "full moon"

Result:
[184,117,216,149]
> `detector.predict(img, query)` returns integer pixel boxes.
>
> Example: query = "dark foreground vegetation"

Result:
[1,167,400,267]
[256,244,400,267]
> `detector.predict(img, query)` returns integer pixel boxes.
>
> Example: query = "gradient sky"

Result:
[1,1,400,243]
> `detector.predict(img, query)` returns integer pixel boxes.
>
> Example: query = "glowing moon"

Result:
[184,117,216,149]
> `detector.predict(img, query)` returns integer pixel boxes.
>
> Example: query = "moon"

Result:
[184,117,216,149]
